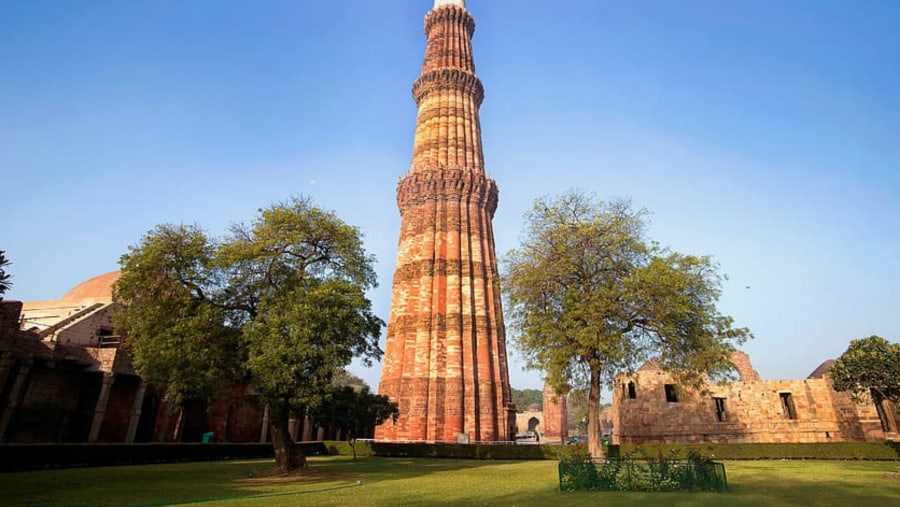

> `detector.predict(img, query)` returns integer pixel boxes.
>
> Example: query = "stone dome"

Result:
[61,271,121,303]
[807,359,836,379]
[527,403,541,412]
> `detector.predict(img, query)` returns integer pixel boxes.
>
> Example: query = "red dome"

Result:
[61,271,121,302]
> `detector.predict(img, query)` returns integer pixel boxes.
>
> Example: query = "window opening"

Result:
[714,397,727,422]
[664,384,678,403]
[627,382,636,400]
[780,392,797,419]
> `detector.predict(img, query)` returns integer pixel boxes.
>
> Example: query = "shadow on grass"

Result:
[4,459,898,507]
[1,456,521,507]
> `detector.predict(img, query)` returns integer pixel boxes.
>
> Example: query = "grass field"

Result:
[1,457,897,507]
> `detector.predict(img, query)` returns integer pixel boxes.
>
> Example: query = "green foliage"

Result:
[502,191,751,455]
[309,385,398,458]
[831,335,900,405]
[555,444,592,463]
[558,449,728,492]
[0,250,12,298]
[361,442,560,460]
[608,442,900,461]
[511,388,543,412]
[113,197,383,469]
[113,225,241,405]
[242,279,381,413]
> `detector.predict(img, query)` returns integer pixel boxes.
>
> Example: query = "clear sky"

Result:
[2,0,898,393]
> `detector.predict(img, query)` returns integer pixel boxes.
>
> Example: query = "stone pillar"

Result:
[0,360,31,442]
[125,381,148,443]
[302,416,313,441]
[288,416,298,440]
[0,353,14,400]
[542,382,569,444]
[88,373,115,443]
[259,406,269,443]
[155,399,176,442]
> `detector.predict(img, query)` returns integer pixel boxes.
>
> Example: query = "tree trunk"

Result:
[587,369,605,459]
[349,436,357,460]
[270,406,307,472]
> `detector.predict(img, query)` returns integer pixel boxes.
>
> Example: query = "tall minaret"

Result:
[376,0,516,442]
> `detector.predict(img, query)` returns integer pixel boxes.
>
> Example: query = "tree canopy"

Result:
[309,384,398,459]
[831,335,900,406]
[0,250,12,298]
[510,388,543,412]
[502,191,751,456]
[113,197,383,471]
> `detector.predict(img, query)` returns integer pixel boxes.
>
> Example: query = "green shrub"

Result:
[608,442,900,461]
[559,449,728,493]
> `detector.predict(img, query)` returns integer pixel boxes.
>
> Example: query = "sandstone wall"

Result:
[612,362,886,445]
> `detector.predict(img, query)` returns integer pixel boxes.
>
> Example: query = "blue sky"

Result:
[2,0,898,393]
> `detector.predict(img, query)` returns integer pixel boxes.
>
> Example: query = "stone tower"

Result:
[376,0,516,443]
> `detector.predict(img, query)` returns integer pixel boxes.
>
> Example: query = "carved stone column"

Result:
[88,372,115,442]
[125,381,148,443]
[259,405,269,443]
[0,359,31,442]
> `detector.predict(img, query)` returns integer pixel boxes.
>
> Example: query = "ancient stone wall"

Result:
[612,356,887,445]
[97,375,140,442]
[54,307,115,347]
[541,383,568,443]
[0,301,22,341]
[6,366,86,442]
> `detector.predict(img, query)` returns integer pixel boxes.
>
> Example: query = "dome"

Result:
[61,271,121,303]
[528,403,541,412]
[807,359,836,379]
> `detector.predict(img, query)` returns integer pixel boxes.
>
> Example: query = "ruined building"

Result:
[612,351,899,444]
[377,0,516,442]
[0,273,345,444]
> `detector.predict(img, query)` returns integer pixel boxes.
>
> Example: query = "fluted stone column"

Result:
[0,359,31,442]
[376,0,515,443]
[125,381,148,443]
[259,406,270,443]
[88,372,115,442]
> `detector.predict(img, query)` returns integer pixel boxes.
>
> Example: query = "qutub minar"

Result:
[376,0,517,442]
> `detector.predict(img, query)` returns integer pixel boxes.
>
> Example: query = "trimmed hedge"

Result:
[325,441,560,460]
[3,440,896,473]
[324,441,900,461]
[0,442,329,473]
[607,442,900,461]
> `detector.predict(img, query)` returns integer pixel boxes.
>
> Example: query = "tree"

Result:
[309,384,398,460]
[0,250,12,299]
[831,336,900,407]
[502,192,751,457]
[510,388,543,412]
[113,197,383,472]
[566,387,591,437]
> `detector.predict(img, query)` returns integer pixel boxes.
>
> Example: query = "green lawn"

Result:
[1,457,897,507]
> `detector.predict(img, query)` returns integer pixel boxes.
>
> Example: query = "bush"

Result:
[607,442,900,461]
[559,449,728,493]
[356,442,559,460]
[0,442,330,473]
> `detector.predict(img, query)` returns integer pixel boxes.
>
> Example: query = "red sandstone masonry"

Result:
[376,3,515,442]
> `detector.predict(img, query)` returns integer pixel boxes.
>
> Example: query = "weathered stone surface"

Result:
[376,2,515,442]
[612,352,891,445]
